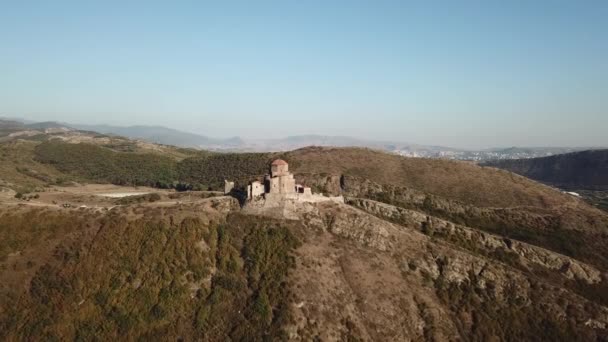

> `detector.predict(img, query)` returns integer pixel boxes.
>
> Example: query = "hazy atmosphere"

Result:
[1,1,607,148]
[3,2,608,341]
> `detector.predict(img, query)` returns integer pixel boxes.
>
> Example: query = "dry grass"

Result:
[0,140,67,193]
[284,146,572,208]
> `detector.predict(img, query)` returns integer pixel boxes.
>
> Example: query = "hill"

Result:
[0,130,202,193]
[70,124,244,149]
[284,146,571,208]
[0,136,592,211]
[0,119,25,129]
[24,121,73,131]
[23,141,608,268]
[2,134,608,340]
[483,149,608,191]
[34,141,179,188]
[1,193,608,340]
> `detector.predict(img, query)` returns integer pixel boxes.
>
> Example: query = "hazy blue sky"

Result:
[1,1,606,148]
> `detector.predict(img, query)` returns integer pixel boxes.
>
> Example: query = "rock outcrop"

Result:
[280,200,608,341]
[348,197,603,284]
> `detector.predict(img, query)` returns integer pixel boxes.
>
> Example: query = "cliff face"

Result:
[284,201,608,341]
[347,198,602,285]
[292,174,608,272]
[483,149,608,191]
[283,172,608,340]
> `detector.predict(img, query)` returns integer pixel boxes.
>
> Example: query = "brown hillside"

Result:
[2,197,607,340]
[283,146,572,208]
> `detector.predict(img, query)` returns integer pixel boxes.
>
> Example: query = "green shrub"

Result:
[177,153,272,190]
[34,141,178,187]
[34,141,277,192]
[0,210,300,341]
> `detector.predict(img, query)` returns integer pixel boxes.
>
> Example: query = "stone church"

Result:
[266,159,296,194]
[246,159,311,200]
[225,159,342,206]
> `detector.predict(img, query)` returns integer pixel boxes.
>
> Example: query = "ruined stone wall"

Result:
[224,180,235,194]
[250,181,264,198]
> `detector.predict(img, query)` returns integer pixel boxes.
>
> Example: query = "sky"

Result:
[0,1,606,149]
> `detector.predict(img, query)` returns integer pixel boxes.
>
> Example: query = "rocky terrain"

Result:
[2,192,607,340]
[1,130,608,340]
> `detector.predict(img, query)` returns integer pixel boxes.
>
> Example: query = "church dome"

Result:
[271,159,288,166]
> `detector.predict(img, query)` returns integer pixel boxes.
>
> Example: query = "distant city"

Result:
[390,147,590,162]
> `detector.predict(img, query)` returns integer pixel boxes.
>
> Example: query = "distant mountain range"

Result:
[1,117,603,160]
[69,123,244,149]
[0,119,243,149]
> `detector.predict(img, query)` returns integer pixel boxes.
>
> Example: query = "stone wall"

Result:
[267,174,296,194]
[247,181,265,199]
[224,180,235,194]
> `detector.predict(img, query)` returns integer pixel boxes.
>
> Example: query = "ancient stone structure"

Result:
[224,180,234,195]
[231,159,344,208]
[265,159,296,195]
[295,184,312,196]
[247,181,265,199]
[244,159,303,200]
